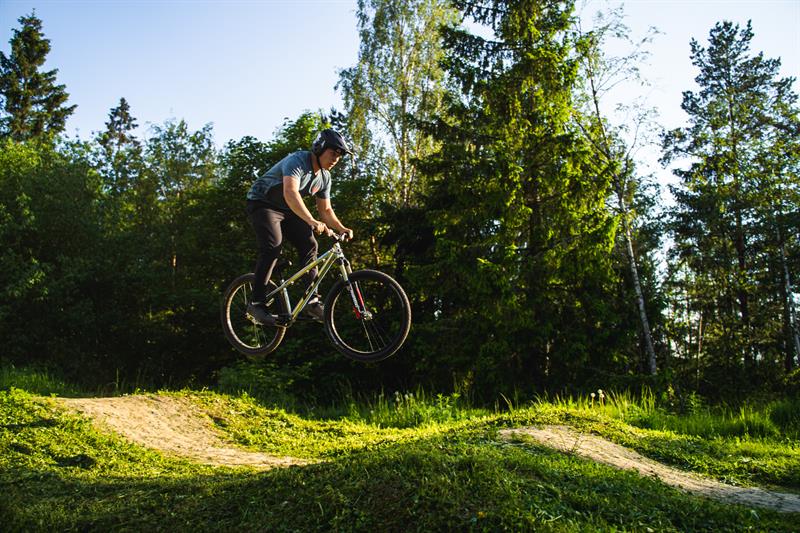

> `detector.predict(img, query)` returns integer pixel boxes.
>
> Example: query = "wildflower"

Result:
[590,392,595,408]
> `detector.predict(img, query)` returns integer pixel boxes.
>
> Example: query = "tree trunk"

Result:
[696,312,703,389]
[778,224,800,371]
[619,197,657,375]
[734,212,753,370]
[728,96,754,372]
[370,235,381,268]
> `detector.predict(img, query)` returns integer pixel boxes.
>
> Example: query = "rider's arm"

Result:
[316,198,353,238]
[283,177,325,232]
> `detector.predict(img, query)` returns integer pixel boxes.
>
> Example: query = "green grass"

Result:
[0,363,80,396]
[540,388,798,439]
[536,390,800,488]
[2,370,799,531]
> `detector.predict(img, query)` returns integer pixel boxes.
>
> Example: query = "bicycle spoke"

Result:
[361,314,387,349]
[327,271,410,360]
[368,319,389,348]
[223,274,286,358]
[359,318,375,352]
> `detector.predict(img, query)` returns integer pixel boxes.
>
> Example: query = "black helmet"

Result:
[312,128,352,157]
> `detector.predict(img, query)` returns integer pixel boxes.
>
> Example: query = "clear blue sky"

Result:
[1,0,361,143]
[1,0,798,155]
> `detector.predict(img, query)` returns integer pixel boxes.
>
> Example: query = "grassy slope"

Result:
[2,386,799,532]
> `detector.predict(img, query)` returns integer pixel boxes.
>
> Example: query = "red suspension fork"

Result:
[348,282,366,319]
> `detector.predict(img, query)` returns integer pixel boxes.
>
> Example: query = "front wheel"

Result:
[221,273,287,360]
[324,269,411,362]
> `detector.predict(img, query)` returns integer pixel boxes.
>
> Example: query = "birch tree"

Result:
[338,0,457,208]
[572,7,660,374]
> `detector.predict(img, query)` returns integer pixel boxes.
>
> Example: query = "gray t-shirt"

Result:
[247,151,331,209]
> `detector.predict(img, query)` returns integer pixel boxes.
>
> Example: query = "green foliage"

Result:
[0,364,78,396]
[2,6,798,412]
[768,397,800,438]
[662,20,800,396]
[0,13,76,141]
[399,0,626,395]
[216,361,304,409]
[339,0,456,209]
[572,8,664,374]
[539,387,800,442]
[95,97,142,199]
[0,138,108,374]
[633,405,781,440]
[342,388,489,428]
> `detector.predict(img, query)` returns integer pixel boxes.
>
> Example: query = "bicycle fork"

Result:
[338,258,370,321]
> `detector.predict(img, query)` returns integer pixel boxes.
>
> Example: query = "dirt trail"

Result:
[57,395,307,469]
[500,425,800,514]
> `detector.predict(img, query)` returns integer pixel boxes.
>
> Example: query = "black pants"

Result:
[247,200,318,303]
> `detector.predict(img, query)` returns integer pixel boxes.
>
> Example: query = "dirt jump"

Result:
[57,395,307,469]
[56,395,799,513]
[500,426,800,514]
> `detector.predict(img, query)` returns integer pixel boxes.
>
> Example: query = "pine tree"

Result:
[663,21,800,390]
[415,0,618,393]
[0,13,76,141]
[97,97,142,197]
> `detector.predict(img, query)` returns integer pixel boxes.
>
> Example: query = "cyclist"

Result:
[245,128,354,325]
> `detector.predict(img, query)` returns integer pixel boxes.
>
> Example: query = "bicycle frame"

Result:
[263,241,353,324]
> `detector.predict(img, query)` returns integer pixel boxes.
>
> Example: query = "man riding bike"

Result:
[245,128,354,326]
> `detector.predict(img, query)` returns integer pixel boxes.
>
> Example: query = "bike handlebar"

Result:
[327,231,350,243]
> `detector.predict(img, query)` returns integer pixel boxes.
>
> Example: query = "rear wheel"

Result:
[324,269,411,362]
[221,273,287,360]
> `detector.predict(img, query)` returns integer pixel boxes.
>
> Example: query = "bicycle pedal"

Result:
[246,309,280,327]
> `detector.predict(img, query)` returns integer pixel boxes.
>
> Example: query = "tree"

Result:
[0,138,108,377]
[751,82,800,373]
[572,7,662,374]
[410,0,619,395]
[96,97,142,197]
[338,0,457,210]
[662,21,800,392]
[0,13,76,141]
[140,119,216,287]
[336,0,458,283]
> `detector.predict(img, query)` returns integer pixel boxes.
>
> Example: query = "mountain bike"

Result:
[221,233,411,362]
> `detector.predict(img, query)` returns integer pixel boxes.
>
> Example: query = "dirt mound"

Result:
[57,395,307,469]
[500,425,800,513]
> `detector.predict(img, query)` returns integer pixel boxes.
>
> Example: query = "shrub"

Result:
[769,398,800,438]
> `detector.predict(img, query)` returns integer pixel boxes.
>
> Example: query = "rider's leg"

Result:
[283,213,324,322]
[282,212,319,290]
[247,201,285,303]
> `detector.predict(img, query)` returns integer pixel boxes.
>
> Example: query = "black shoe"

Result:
[246,302,277,326]
[304,297,324,323]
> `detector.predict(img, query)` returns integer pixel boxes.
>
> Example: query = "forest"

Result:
[1,0,798,406]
